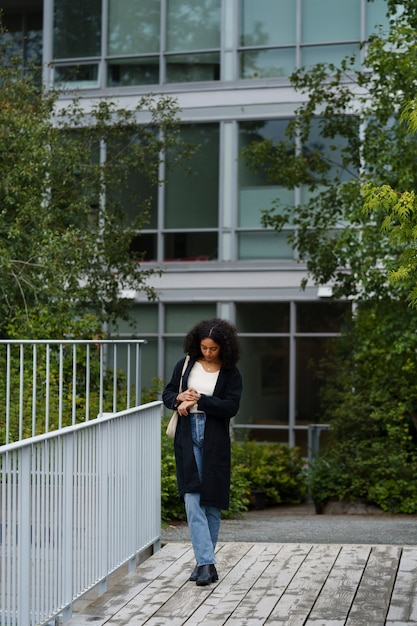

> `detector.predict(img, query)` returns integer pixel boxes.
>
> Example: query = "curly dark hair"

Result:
[183,318,240,368]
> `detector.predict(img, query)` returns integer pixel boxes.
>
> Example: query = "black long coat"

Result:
[162,356,243,510]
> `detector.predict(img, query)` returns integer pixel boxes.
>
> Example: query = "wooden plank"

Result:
[178,543,285,625]
[103,543,201,625]
[145,542,256,625]
[386,546,417,623]
[346,545,401,626]
[224,544,314,626]
[67,543,417,626]
[306,544,371,623]
[265,544,342,625]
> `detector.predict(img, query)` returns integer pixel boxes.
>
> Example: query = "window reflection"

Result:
[53,0,101,58]
[165,124,219,230]
[108,59,160,87]
[108,0,160,55]
[166,0,221,51]
[1,10,43,74]
[166,52,220,83]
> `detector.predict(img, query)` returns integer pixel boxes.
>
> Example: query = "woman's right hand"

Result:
[177,399,195,415]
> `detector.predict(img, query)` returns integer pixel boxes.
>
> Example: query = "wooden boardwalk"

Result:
[70,541,417,625]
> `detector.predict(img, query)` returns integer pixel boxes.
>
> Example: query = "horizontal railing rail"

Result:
[0,400,162,626]
[0,339,146,445]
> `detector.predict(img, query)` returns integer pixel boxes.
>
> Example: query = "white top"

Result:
[188,361,220,412]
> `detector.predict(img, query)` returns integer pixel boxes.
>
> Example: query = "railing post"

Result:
[61,433,74,623]
[18,447,31,625]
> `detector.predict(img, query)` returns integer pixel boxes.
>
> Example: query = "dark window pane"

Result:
[130,233,157,262]
[166,52,220,82]
[108,59,159,86]
[238,337,289,426]
[297,302,351,333]
[54,0,101,58]
[236,303,289,333]
[164,232,218,261]
[296,337,332,424]
[165,124,219,229]
[1,10,43,69]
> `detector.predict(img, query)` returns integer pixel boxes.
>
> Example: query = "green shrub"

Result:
[231,439,307,506]
[160,429,308,523]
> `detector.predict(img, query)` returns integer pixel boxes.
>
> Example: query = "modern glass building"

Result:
[2,0,389,452]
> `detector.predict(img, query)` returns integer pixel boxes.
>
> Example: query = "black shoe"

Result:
[189,565,199,581]
[195,564,218,586]
[210,564,218,581]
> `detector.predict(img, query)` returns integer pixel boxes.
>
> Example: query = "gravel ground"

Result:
[161,503,417,545]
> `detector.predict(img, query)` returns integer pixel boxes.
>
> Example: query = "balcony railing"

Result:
[0,400,162,626]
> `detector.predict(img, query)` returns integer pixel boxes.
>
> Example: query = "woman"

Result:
[162,318,242,586]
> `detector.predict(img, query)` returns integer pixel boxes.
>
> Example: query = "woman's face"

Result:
[200,337,221,363]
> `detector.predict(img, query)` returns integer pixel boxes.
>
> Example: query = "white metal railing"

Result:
[0,340,146,445]
[0,401,162,626]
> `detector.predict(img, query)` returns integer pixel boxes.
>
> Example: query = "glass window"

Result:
[296,337,330,424]
[164,232,218,261]
[166,0,221,51]
[239,186,294,228]
[1,10,43,70]
[236,303,290,333]
[239,120,294,213]
[366,0,390,36]
[130,233,157,262]
[238,337,290,426]
[111,304,159,334]
[239,0,296,79]
[53,0,101,58]
[238,232,293,260]
[165,337,185,386]
[303,117,359,185]
[141,339,158,391]
[165,304,217,333]
[108,0,160,56]
[301,43,361,70]
[238,120,294,260]
[108,58,160,87]
[166,52,220,83]
[53,64,99,88]
[302,0,361,43]
[165,124,219,229]
[239,48,295,80]
[240,0,296,47]
[297,302,351,333]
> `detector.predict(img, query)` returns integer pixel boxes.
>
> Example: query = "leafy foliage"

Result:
[0,34,186,339]
[309,300,417,513]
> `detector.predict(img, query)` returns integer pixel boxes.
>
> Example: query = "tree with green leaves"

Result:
[0,37,185,339]
[242,0,417,512]
[362,100,417,307]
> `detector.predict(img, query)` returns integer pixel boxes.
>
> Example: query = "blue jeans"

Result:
[184,413,221,566]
